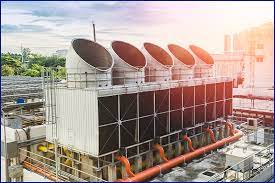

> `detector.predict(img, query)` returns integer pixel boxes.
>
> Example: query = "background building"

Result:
[233,22,274,88]
[53,49,68,58]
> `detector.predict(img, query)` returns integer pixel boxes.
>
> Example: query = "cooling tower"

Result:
[167,44,195,80]
[110,41,147,85]
[142,43,174,82]
[66,38,114,88]
[189,45,214,78]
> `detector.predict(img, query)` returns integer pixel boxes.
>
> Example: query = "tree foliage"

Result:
[1,49,66,78]
[1,65,14,76]
[22,69,40,77]
[1,52,22,74]
[28,54,65,68]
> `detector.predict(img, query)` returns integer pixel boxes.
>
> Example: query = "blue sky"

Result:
[1,1,274,55]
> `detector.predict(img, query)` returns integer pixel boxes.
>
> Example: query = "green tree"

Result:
[28,53,44,66]
[54,67,66,79]
[1,50,66,77]
[1,53,22,74]
[1,65,15,76]
[22,64,44,77]
[22,69,40,77]
[31,63,43,71]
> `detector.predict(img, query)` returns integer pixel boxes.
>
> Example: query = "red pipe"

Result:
[116,129,243,182]
[116,156,135,177]
[153,144,168,162]
[206,128,216,143]
[225,121,234,136]
[183,135,195,152]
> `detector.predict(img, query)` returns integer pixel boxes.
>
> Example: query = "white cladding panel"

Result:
[46,88,99,156]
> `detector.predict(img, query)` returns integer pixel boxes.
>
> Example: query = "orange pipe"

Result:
[206,128,216,143]
[153,144,168,162]
[183,135,195,152]
[116,156,135,177]
[225,121,234,136]
[116,129,243,182]
[23,161,57,181]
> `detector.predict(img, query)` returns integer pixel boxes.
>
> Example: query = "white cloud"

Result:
[1,1,274,55]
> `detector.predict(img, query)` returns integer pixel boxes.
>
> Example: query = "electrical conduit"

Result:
[116,123,242,182]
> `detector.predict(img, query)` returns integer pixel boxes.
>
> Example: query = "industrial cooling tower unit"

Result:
[45,38,235,181]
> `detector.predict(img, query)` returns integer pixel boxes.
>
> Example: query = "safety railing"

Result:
[19,147,107,182]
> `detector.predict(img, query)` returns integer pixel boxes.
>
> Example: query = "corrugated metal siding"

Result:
[46,88,99,156]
